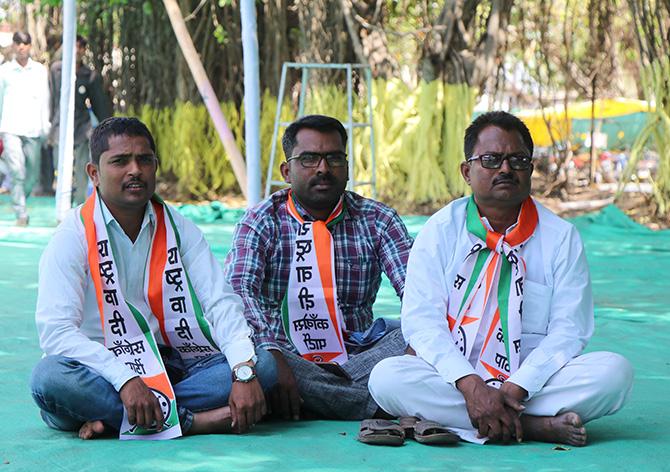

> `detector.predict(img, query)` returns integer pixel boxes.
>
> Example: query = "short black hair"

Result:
[281,115,348,159]
[89,117,156,165]
[12,32,31,45]
[76,35,88,48]
[463,111,534,159]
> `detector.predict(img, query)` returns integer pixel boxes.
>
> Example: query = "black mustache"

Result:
[492,174,518,185]
[310,175,334,185]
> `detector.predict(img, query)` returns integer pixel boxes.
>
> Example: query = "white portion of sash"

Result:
[145,203,220,360]
[447,234,525,386]
[286,219,348,364]
[89,195,182,440]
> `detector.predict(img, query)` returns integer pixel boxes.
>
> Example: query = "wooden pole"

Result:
[162,0,248,198]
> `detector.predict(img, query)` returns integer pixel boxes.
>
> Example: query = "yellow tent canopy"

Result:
[516,98,655,147]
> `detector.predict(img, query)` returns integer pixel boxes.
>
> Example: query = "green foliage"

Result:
[213,25,228,45]
[130,90,291,199]
[620,57,670,216]
[131,80,475,205]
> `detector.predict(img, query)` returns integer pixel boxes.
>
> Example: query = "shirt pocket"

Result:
[335,254,377,305]
[521,279,552,335]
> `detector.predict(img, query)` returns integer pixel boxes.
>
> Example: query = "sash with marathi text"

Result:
[81,190,219,439]
[446,196,538,388]
[282,191,349,364]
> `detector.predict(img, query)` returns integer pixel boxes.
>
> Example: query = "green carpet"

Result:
[0,196,667,471]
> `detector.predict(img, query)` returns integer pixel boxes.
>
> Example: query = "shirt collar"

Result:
[288,190,354,222]
[479,215,519,235]
[287,190,355,221]
[99,197,155,237]
[9,58,36,71]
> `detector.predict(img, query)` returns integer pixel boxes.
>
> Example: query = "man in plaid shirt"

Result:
[225,115,413,420]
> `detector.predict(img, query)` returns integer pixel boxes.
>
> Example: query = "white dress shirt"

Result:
[36,200,255,391]
[402,197,594,398]
[0,58,50,138]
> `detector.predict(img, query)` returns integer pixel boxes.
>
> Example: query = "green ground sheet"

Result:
[1,195,668,471]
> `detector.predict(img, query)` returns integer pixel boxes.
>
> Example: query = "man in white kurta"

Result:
[368,111,633,446]
[0,32,50,225]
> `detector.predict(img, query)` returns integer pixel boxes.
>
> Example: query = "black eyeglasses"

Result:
[287,152,348,168]
[467,153,533,170]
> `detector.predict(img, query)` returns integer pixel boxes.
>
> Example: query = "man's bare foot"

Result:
[187,406,234,435]
[522,412,587,446]
[78,420,106,440]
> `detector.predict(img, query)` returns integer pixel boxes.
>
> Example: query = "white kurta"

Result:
[368,197,633,443]
[0,58,50,138]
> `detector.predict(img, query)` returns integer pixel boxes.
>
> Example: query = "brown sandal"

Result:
[399,416,459,445]
[414,420,459,445]
[357,419,405,446]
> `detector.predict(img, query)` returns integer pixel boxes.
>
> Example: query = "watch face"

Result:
[236,365,254,381]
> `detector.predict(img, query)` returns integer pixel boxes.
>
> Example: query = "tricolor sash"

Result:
[447,196,538,388]
[282,191,349,364]
[81,190,219,440]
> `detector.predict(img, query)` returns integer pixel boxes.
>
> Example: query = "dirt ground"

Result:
[530,172,669,230]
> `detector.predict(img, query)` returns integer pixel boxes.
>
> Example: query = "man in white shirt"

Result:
[30,117,276,440]
[368,111,632,446]
[0,32,50,226]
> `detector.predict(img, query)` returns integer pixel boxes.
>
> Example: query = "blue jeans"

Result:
[30,347,277,433]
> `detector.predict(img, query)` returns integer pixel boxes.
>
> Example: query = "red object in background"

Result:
[0,138,3,156]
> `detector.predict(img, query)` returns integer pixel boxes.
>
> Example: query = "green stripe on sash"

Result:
[127,302,161,360]
[497,260,512,361]
[281,296,292,344]
[458,197,490,314]
[458,250,489,315]
[160,195,182,248]
[185,271,216,346]
[161,197,214,346]
[466,196,488,241]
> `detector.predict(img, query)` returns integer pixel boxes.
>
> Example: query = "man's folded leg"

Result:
[523,351,633,422]
[283,328,407,420]
[30,349,279,436]
[30,355,125,432]
[172,347,278,415]
[368,354,483,443]
[369,351,634,444]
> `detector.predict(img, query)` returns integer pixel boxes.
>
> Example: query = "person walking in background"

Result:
[48,34,112,205]
[0,32,50,226]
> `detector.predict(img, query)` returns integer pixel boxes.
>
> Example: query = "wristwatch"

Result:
[232,362,257,383]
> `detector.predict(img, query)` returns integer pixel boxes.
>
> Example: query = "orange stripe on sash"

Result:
[480,359,508,381]
[148,201,169,344]
[483,253,499,302]
[485,231,502,251]
[505,198,538,246]
[461,315,479,325]
[447,314,456,331]
[82,193,106,335]
[287,191,346,351]
[304,351,343,363]
[481,308,500,354]
[313,222,345,350]
[142,373,176,401]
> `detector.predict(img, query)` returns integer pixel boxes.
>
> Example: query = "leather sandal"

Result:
[357,419,405,446]
[399,416,459,445]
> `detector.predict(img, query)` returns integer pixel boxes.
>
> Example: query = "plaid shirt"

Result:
[224,189,413,352]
